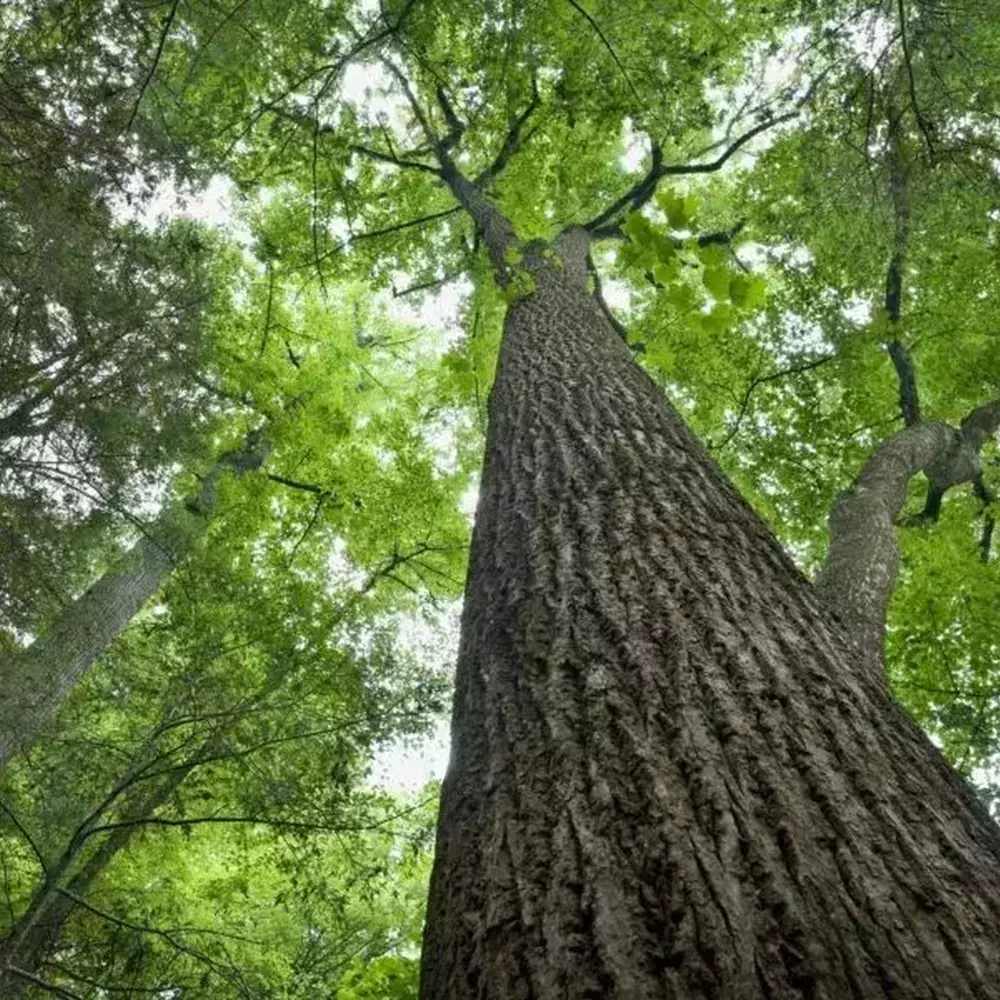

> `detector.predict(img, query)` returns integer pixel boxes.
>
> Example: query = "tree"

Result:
[420,221,1000,992]
[0,434,268,771]
[7,0,1000,995]
[399,92,1000,1000]
[0,1,229,633]
[0,431,458,995]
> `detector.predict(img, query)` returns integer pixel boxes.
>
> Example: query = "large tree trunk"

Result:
[0,438,265,772]
[420,231,1000,999]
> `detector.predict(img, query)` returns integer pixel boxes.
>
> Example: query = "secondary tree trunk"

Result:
[420,231,1000,999]
[0,762,190,993]
[0,438,265,772]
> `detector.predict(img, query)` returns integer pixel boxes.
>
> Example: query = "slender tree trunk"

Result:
[0,438,266,771]
[0,731,220,995]
[420,231,1000,999]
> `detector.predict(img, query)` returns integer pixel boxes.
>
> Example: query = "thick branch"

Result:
[379,55,518,275]
[349,143,442,175]
[884,107,921,426]
[435,85,465,151]
[897,0,936,157]
[816,421,957,667]
[585,112,798,236]
[266,473,335,497]
[960,397,1000,453]
[818,396,999,664]
[586,253,628,341]
[474,76,541,186]
[887,340,920,426]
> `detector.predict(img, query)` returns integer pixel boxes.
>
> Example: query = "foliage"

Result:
[3,0,1000,993]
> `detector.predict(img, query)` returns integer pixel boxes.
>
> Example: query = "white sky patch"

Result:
[384,276,472,352]
[369,716,451,792]
[340,60,408,128]
[620,118,649,172]
[602,277,631,313]
[423,408,473,477]
[327,536,370,591]
[842,295,873,325]
[843,10,896,71]
[775,311,832,361]
[459,480,480,523]
[369,601,462,792]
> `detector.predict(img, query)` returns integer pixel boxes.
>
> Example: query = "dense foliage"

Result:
[1,0,998,995]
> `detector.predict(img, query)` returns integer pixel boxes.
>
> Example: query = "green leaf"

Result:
[657,188,696,229]
[703,266,730,300]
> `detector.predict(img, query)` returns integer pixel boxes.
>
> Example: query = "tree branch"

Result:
[2,966,84,1000]
[392,270,466,298]
[887,339,920,427]
[960,398,1000,454]
[586,254,628,341]
[897,0,936,157]
[816,421,957,668]
[0,798,47,875]
[435,85,466,151]
[817,395,1000,665]
[884,105,921,426]
[124,0,180,132]
[474,75,541,185]
[313,206,462,265]
[565,0,644,114]
[349,143,442,175]
[377,54,518,272]
[714,355,835,451]
[266,473,335,497]
[585,111,798,236]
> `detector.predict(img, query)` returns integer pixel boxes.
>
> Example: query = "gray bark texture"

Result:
[815,421,957,664]
[419,230,1000,999]
[0,438,266,772]
[817,399,1000,663]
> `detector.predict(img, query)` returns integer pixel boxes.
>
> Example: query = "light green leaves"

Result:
[656,187,699,230]
[617,197,766,335]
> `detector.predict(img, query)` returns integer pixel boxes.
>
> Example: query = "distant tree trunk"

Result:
[0,438,266,772]
[420,231,1000,999]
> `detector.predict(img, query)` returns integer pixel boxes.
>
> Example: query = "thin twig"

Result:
[565,0,645,114]
[585,111,799,235]
[124,0,181,132]
[715,355,836,451]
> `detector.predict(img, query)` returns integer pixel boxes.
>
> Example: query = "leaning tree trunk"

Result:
[0,437,266,771]
[420,231,1000,999]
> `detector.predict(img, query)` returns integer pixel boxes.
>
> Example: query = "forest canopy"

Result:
[1,0,999,996]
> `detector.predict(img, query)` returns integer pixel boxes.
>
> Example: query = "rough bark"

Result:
[0,438,266,772]
[420,230,1000,1000]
